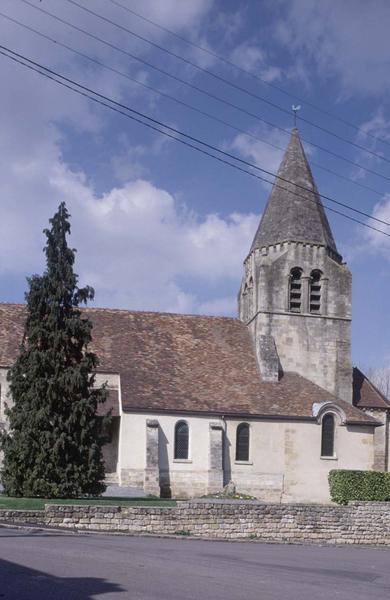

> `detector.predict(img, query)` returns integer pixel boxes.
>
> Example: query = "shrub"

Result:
[329,469,390,505]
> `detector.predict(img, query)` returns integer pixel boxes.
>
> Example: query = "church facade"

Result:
[0,129,389,503]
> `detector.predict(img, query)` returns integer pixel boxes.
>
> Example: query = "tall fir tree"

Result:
[0,203,109,498]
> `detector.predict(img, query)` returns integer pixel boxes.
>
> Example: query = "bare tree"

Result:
[364,366,390,400]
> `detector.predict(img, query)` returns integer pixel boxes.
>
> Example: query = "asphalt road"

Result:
[0,528,389,599]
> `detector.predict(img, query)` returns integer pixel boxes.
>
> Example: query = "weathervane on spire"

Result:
[292,105,301,127]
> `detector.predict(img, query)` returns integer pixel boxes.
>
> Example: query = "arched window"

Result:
[242,283,248,321]
[174,421,189,459]
[321,414,335,457]
[310,270,322,314]
[289,268,302,312]
[235,423,250,461]
[247,277,253,316]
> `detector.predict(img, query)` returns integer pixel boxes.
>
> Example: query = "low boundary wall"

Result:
[0,501,389,545]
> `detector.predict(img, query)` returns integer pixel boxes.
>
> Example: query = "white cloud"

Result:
[274,0,390,96]
[226,125,289,186]
[212,9,244,44]
[358,110,390,144]
[0,164,258,314]
[231,43,266,72]
[350,110,390,180]
[68,177,258,313]
[365,194,390,254]
[230,42,281,82]
[0,0,261,316]
[110,133,169,183]
[261,66,282,84]
[126,0,213,33]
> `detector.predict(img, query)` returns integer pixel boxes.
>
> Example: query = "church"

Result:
[0,129,389,503]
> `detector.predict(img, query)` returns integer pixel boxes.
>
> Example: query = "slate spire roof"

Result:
[250,128,339,255]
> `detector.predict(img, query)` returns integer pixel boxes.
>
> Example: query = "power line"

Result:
[63,0,390,165]
[1,9,384,200]
[0,44,389,240]
[17,0,390,184]
[108,0,390,151]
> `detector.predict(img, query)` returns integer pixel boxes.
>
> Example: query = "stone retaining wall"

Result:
[0,509,44,526]
[0,501,389,545]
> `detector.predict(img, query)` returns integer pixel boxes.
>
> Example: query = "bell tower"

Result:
[238,129,352,403]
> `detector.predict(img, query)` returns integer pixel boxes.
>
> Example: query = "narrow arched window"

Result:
[247,277,253,316]
[242,283,248,321]
[174,421,189,459]
[310,270,322,314]
[321,414,335,457]
[289,268,302,312]
[236,423,250,461]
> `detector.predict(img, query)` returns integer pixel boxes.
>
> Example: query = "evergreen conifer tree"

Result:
[0,203,109,497]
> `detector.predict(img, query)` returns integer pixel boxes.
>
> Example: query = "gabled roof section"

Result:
[250,129,339,256]
[0,303,376,424]
[353,367,390,410]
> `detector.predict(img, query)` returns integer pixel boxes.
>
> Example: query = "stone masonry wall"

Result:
[1,501,389,545]
[0,510,44,526]
[240,243,353,404]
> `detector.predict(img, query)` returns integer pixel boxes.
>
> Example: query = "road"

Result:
[0,528,389,599]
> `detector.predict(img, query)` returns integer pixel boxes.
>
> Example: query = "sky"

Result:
[0,0,389,369]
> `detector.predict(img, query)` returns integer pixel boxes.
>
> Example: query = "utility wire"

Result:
[63,0,390,165]
[0,44,389,239]
[3,49,386,240]
[1,9,384,199]
[108,0,390,151]
[18,0,390,184]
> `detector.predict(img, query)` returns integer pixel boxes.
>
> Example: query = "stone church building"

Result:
[0,129,389,502]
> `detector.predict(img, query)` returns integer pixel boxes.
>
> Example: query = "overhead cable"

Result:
[0,44,389,239]
[62,0,390,164]
[108,0,390,151]
[17,0,390,183]
[0,9,384,199]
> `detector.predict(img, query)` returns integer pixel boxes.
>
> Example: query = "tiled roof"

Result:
[250,129,339,256]
[353,367,390,410]
[0,303,376,424]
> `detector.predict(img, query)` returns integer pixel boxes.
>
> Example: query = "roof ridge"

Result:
[0,302,238,322]
[84,306,239,320]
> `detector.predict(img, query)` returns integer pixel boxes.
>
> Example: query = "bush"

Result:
[329,470,390,505]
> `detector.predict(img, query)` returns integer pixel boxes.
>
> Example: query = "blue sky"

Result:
[0,0,390,369]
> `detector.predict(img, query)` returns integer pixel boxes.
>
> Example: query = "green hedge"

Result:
[329,470,390,504]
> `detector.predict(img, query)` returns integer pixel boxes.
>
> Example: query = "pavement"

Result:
[0,528,389,599]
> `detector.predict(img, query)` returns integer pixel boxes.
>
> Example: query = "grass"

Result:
[0,495,176,510]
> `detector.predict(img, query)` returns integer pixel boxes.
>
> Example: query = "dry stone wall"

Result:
[0,510,44,526]
[0,501,389,545]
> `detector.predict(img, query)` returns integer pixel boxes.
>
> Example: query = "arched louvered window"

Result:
[235,423,250,461]
[174,421,189,459]
[310,270,322,314]
[321,414,335,457]
[289,268,302,312]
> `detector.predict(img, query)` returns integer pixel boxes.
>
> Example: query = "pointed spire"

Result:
[250,129,339,255]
